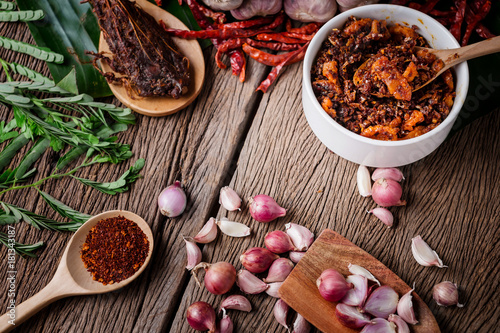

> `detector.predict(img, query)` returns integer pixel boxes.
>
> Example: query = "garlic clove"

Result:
[372,168,405,182]
[218,308,234,333]
[266,282,283,298]
[220,295,252,313]
[193,217,218,244]
[388,314,410,333]
[264,258,294,283]
[367,208,394,228]
[360,318,396,333]
[285,223,314,252]
[265,230,296,254]
[335,303,371,329]
[240,247,279,274]
[397,288,418,324]
[411,235,447,268]
[184,237,202,270]
[357,165,372,197]
[433,281,464,307]
[341,275,368,307]
[236,269,269,294]
[216,218,251,238]
[292,313,311,333]
[273,299,289,330]
[289,251,305,263]
[362,285,399,319]
[348,263,381,286]
[219,186,242,211]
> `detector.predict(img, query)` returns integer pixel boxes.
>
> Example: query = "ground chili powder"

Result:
[80,216,149,285]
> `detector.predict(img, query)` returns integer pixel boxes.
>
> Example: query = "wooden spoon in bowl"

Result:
[353,35,500,97]
[0,210,153,332]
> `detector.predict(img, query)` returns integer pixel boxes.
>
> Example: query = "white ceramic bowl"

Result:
[302,4,469,167]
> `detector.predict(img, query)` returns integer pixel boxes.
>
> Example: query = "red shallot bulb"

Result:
[371,178,406,207]
[186,301,216,332]
[284,0,337,22]
[248,194,286,223]
[158,181,187,217]
[240,247,279,273]
[433,281,464,307]
[192,262,236,295]
[316,269,352,302]
[265,230,296,253]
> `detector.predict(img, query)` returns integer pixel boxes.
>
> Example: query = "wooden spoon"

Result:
[0,210,154,332]
[98,0,205,117]
[279,229,440,333]
[353,35,500,96]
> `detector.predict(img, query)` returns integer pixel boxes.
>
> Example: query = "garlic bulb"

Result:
[231,0,283,21]
[284,0,337,23]
[201,0,244,11]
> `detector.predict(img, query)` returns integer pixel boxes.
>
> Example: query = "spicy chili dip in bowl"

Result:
[302,4,469,167]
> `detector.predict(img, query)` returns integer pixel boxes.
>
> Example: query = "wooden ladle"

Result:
[0,210,154,332]
[353,35,500,96]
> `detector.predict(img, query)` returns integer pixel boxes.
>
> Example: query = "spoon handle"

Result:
[445,35,500,67]
[0,278,68,332]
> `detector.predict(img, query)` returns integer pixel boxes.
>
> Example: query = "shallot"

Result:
[236,269,269,294]
[220,295,252,313]
[371,178,406,207]
[316,269,352,302]
[360,318,396,333]
[158,181,187,217]
[240,247,279,273]
[201,0,243,11]
[284,0,337,22]
[264,258,294,283]
[335,303,371,329]
[192,262,236,295]
[371,168,404,182]
[433,281,464,307]
[248,194,286,223]
[265,230,296,253]
[231,0,282,21]
[186,301,216,332]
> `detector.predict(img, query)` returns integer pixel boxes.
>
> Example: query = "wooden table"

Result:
[1,15,499,333]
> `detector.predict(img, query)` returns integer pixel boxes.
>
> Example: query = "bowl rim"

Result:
[303,4,469,147]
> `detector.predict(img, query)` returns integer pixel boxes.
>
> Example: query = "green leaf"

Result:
[37,190,90,224]
[72,158,145,195]
[0,1,16,10]
[55,67,79,95]
[0,232,45,257]
[16,0,112,97]
[0,133,29,171]
[0,35,64,63]
[15,137,50,179]
[0,9,44,22]
[4,61,55,84]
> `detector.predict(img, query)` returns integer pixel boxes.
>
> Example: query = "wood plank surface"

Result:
[1,9,499,333]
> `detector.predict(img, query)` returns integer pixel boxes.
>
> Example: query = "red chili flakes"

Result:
[80,216,149,285]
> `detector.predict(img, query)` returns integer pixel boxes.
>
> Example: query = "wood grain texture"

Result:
[1,11,499,333]
[279,229,439,333]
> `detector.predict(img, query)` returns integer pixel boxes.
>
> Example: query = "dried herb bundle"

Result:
[87,0,191,99]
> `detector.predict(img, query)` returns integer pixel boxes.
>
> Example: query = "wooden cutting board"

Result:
[278,229,440,333]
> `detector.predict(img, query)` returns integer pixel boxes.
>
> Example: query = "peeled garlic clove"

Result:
[411,235,447,268]
[335,303,371,329]
[240,247,279,274]
[220,295,252,313]
[372,168,405,182]
[397,288,418,324]
[292,313,311,333]
[273,299,289,330]
[266,282,283,298]
[285,223,314,252]
[289,251,305,263]
[360,318,396,333]
[362,285,399,319]
[357,165,372,197]
[265,230,296,254]
[216,218,251,238]
[193,217,218,244]
[388,314,410,333]
[219,186,242,211]
[433,281,464,307]
[341,275,368,307]
[264,258,294,283]
[348,263,381,286]
[236,269,269,294]
[367,208,394,228]
[218,308,234,333]
[184,237,202,270]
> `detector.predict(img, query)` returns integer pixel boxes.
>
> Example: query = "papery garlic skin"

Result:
[433,281,464,307]
[397,288,418,324]
[236,269,269,294]
[264,258,294,283]
[266,282,283,298]
[273,299,289,330]
[193,218,218,244]
[357,165,372,197]
[388,314,410,333]
[411,235,447,268]
[216,218,251,238]
[367,208,393,228]
[348,264,381,286]
[219,186,242,211]
[220,295,252,313]
[292,313,311,333]
[285,223,314,251]
[184,237,202,270]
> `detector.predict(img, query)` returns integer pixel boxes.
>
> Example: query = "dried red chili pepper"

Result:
[261,11,286,30]
[463,0,491,45]
[155,0,162,6]
[475,23,495,39]
[218,38,301,53]
[286,22,321,34]
[242,43,304,67]
[257,42,310,93]
[80,216,149,285]
[450,0,466,41]
[217,16,274,29]
[229,49,246,82]
[162,25,272,40]
[183,0,226,25]
[256,33,307,44]
[418,0,440,13]
[282,32,315,40]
